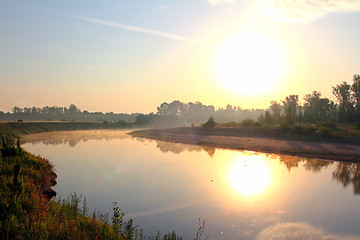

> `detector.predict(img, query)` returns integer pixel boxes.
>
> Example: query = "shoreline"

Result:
[129,127,360,163]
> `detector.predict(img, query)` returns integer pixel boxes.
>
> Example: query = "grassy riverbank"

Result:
[0,124,183,239]
[0,141,145,239]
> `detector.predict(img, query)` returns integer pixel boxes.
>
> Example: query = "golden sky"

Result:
[1,0,360,113]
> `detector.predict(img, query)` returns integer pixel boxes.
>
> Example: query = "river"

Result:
[22,130,360,240]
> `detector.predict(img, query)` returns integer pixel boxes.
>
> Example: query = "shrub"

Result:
[280,123,290,131]
[356,122,360,130]
[320,122,337,129]
[241,118,261,127]
[292,124,317,135]
[316,126,334,138]
[201,117,216,128]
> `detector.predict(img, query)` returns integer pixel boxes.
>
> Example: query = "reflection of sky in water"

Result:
[22,130,360,240]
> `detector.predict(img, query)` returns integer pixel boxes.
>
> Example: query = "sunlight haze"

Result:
[1,0,360,113]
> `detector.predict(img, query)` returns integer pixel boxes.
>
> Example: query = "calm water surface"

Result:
[22,130,360,240]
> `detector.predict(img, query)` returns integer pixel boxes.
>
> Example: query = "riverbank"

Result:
[129,127,360,162]
[0,121,132,144]
[0,142,147,239]
[1,124,183,239]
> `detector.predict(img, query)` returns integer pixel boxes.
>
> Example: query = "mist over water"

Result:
[22,130,360,240]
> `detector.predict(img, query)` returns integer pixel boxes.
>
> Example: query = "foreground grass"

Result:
[0,142,182,240]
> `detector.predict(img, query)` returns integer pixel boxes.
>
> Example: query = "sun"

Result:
[228,156,271,196]
[214,30,286,95]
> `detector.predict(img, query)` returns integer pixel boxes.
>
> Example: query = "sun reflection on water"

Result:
[228,154,271,197]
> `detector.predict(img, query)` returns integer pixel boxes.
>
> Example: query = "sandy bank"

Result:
[129,127,360,163]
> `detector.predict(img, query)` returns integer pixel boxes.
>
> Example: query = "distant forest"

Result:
[0,101,264,127]
[1,74,359,127]
[0,104,139,123]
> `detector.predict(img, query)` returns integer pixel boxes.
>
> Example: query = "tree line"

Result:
[0,104,139,123]
[0,101,265,127]
[1,74,359,127]
[260,74,360,125]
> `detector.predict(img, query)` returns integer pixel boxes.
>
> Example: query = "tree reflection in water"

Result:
[156,141,216,157]
[133,136,217,157]
[146,139,360,196]
[156,141,202,154]
[23,131,360,195]
[333,163,360,195]
[201,146,216,158]
[278,155,360,195]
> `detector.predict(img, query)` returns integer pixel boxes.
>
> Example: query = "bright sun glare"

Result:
[228,155,271,196]
[214,30,286,95]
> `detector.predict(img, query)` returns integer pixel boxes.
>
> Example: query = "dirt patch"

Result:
[129,127,360,163]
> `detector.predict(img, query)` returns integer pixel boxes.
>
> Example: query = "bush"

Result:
[316,126,334,138]
[292,124,317,135]
[356,122,360,130]
[280,123,290,131]
[220,122,241,127]
[201,117,216,128]
[320,122,337,129]
[241,118,261,127]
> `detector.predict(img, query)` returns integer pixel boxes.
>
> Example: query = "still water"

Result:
[22,130,360,240]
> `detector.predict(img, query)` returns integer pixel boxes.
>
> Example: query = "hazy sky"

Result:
[1,0,360,113]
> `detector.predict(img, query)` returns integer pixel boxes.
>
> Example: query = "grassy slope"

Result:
[0,143,144,239]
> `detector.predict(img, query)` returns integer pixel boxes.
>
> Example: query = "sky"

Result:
[1,0,360,113]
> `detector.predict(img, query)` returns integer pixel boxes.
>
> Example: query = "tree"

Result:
[303,91,335,123]
[332,81,354,123]
[68,104,79,114]
[258,113,265,124]
[157,102,170,116]
[269,101,282,123]
[282,95,299,121]
[157,100,185,117]
[264,111,271,124]
[31,107,38,114]
[202,116,216,128]
[351,74,360,120]
[184,102,215,124]
[134,114,154,126]
[12,106,22,114]
[285,107,294,125]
